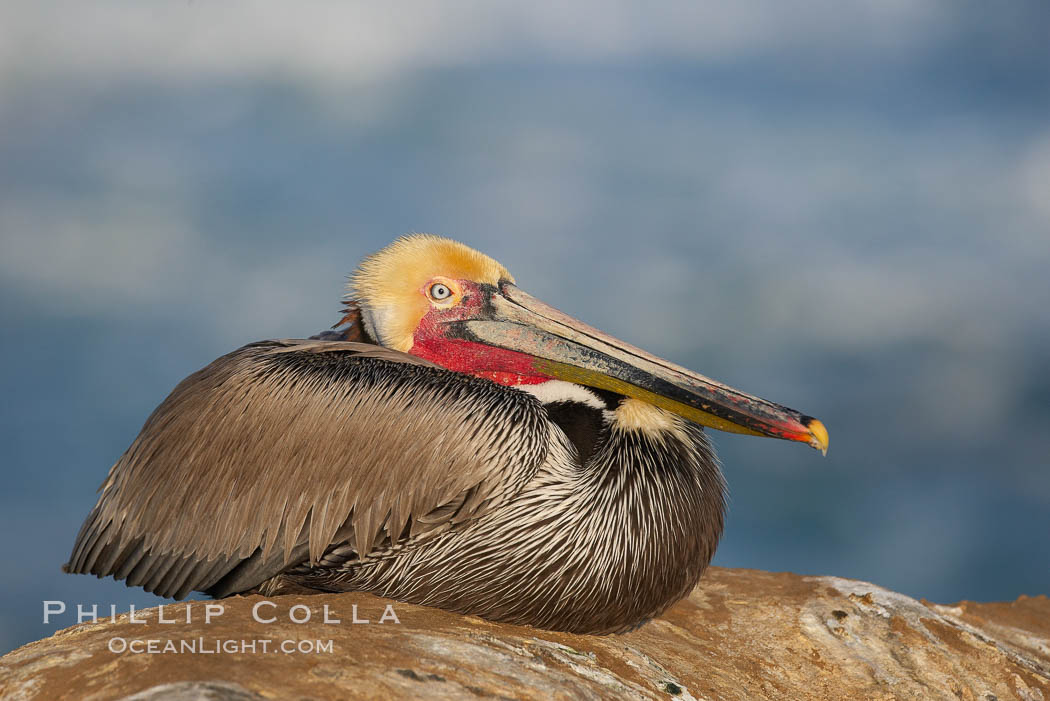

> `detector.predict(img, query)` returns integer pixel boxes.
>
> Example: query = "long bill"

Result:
[448,282,829,454]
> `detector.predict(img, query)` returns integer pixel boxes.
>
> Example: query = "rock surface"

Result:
[1,568,1047,700]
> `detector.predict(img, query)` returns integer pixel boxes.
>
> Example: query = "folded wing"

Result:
[65,339,548,599]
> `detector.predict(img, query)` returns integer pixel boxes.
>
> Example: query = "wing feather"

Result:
[65,339,548,598]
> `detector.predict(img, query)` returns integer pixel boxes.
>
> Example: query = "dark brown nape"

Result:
[309,300,375,343]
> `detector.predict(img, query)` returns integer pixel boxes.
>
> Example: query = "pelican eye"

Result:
[429,282,453,301]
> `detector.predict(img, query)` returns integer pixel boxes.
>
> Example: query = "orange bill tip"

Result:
[805,418,829,456]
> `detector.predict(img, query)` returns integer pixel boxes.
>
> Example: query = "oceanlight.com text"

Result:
[107,637,335,655]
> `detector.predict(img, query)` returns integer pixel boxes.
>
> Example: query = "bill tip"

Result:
[804,417,829,456]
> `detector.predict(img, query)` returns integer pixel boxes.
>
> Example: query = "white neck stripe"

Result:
[518,380,606,410]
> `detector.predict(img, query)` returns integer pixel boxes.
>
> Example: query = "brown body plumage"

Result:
[66,235,825,634]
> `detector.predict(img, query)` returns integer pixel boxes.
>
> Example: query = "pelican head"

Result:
[352,234,828,452]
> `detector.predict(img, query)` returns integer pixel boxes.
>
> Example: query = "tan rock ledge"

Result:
[1,568,1048,700]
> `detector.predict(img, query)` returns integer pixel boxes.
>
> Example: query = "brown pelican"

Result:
[66,235,828,634]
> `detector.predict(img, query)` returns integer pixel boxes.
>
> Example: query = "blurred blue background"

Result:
[2,2,1048,654]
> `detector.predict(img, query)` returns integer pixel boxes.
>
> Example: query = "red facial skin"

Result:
[408,280,551,386]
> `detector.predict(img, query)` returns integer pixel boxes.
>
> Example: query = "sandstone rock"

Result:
[1,568,1047,700]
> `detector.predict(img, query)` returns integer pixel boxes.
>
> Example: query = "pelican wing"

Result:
[65,339,548,599]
